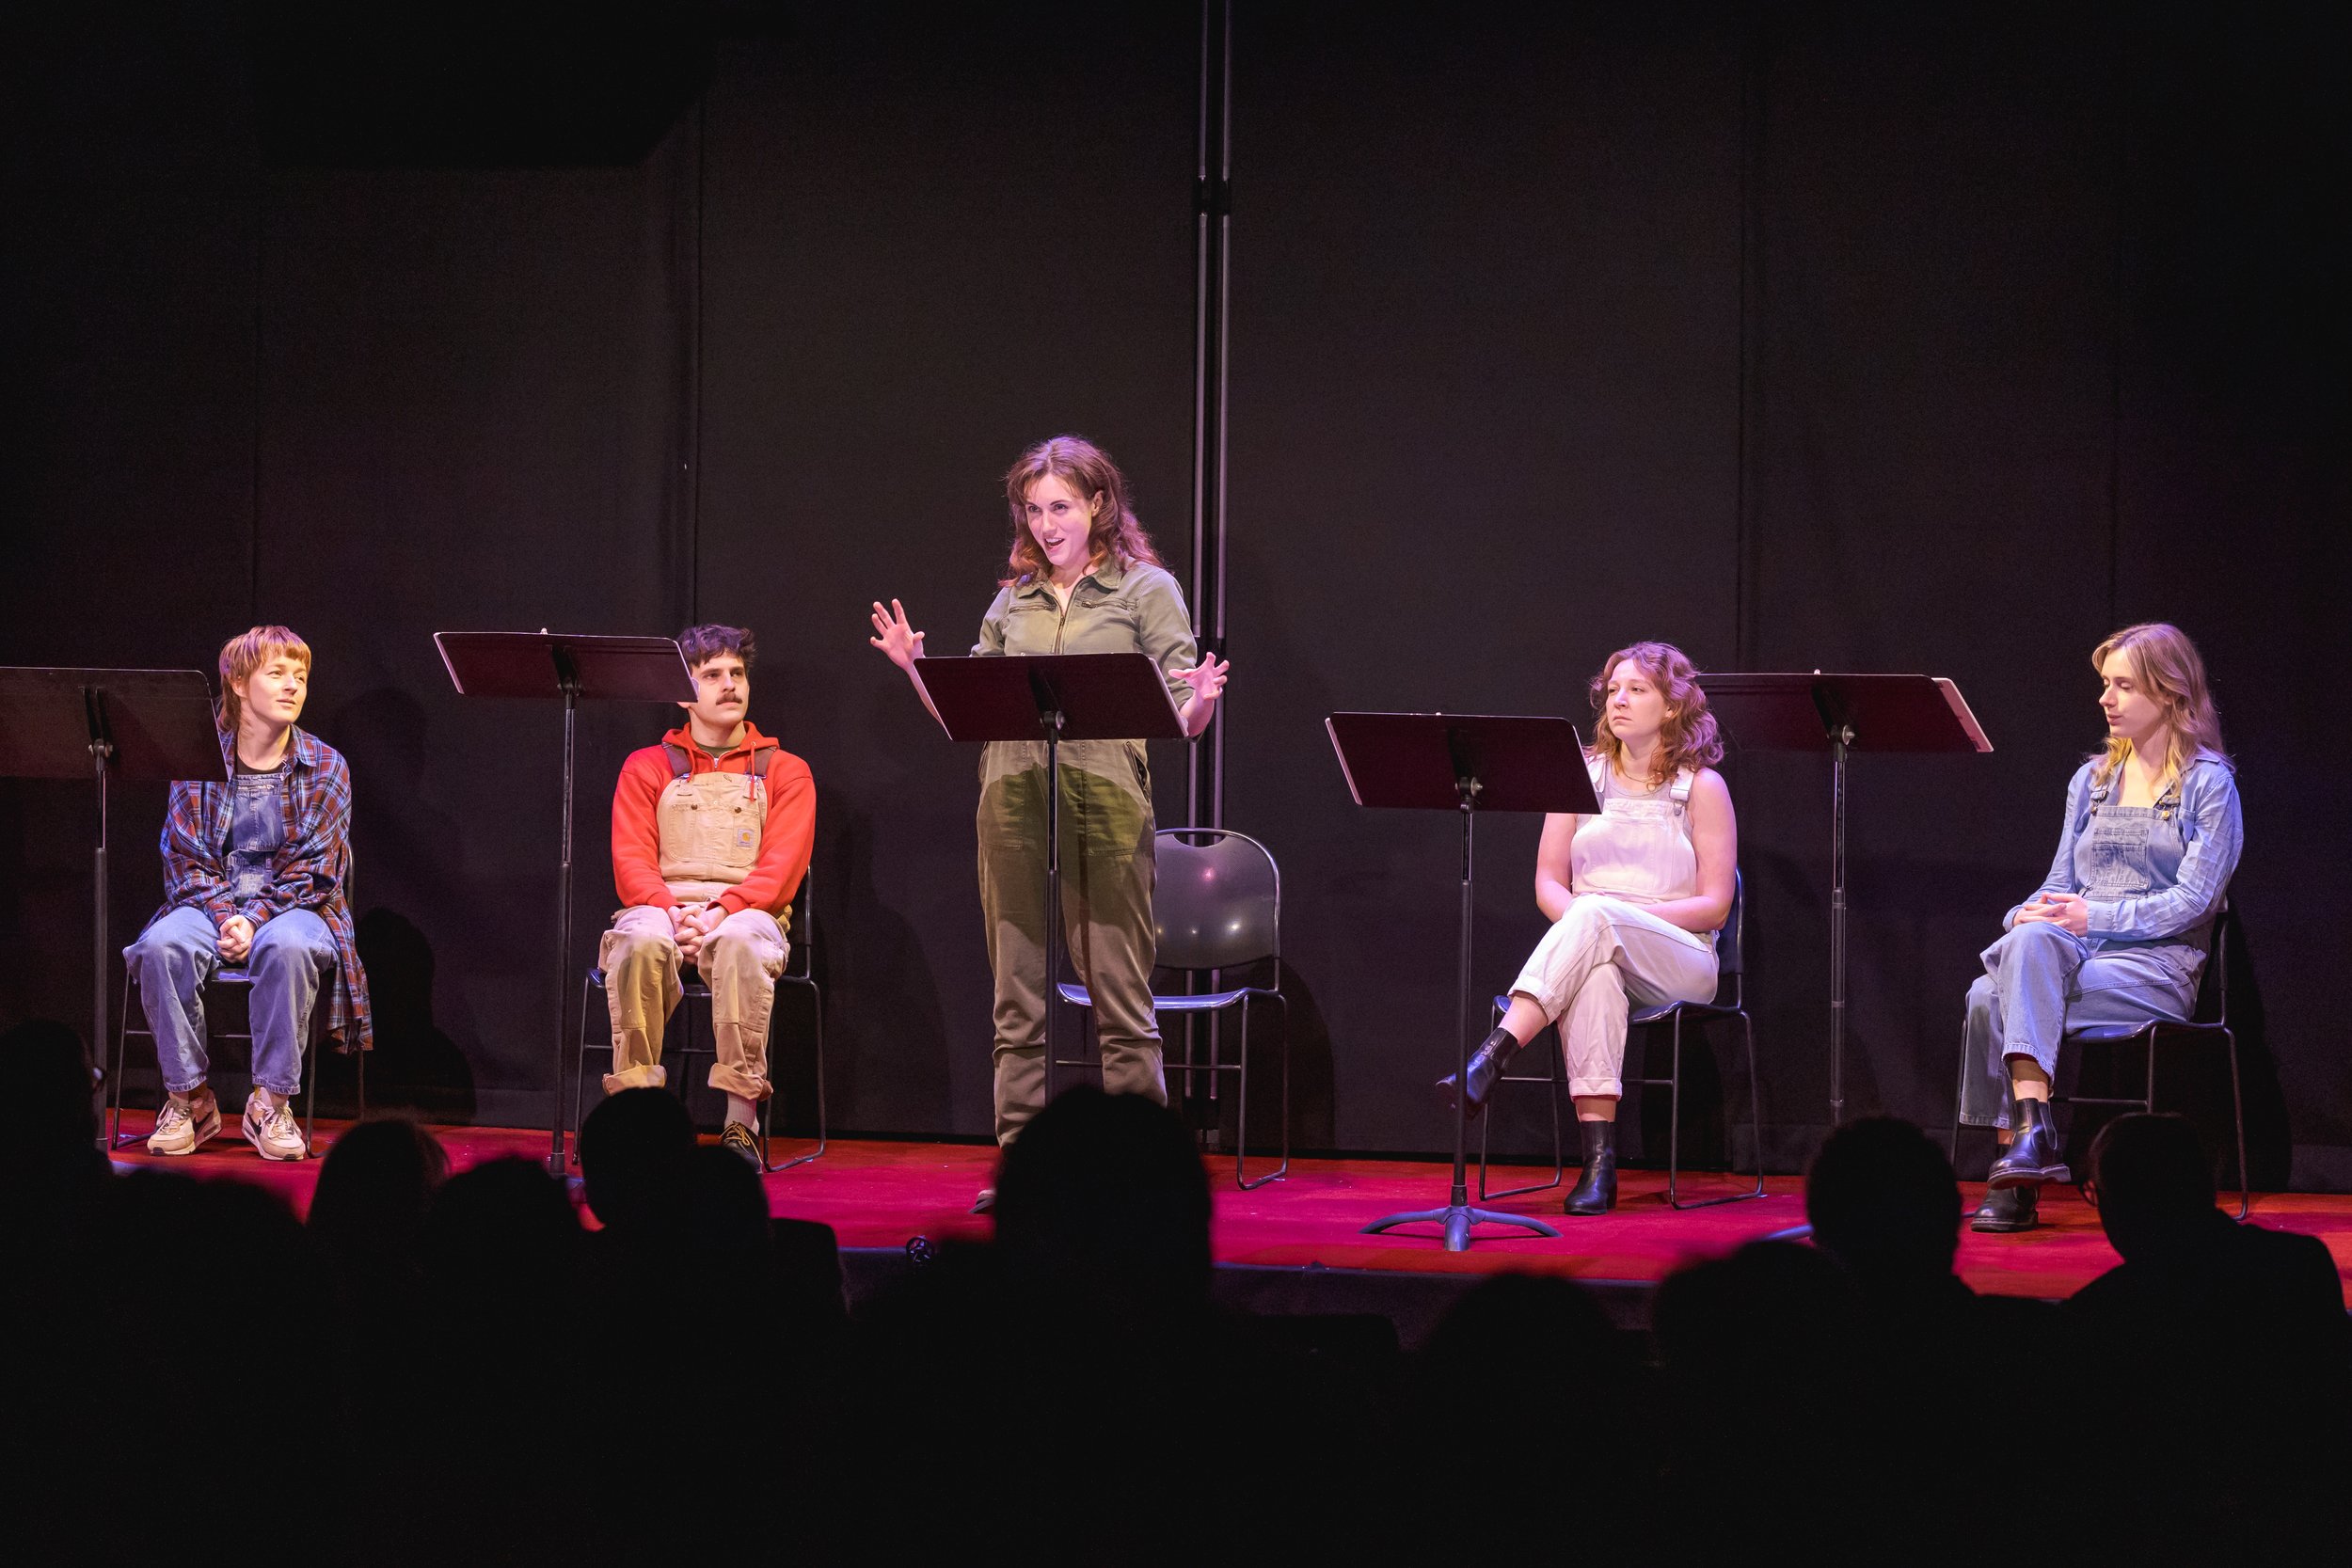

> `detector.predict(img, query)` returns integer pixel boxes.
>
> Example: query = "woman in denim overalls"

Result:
[1960,624,2242,1233]
[870,436,1231,1212]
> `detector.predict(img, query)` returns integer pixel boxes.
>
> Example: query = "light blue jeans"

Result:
[1957,921,2198,1131]
[124,906,336,1097]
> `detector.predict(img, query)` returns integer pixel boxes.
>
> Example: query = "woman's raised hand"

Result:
[1174,654,1230,704]
[868,599,927,671]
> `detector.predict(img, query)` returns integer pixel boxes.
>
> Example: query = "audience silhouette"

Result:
[2065,1114,2349,1554]
[5,1026,2344,1565]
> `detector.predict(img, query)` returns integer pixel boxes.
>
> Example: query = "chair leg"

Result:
[1743,1011,1765,1196]
[301,1033,320,1159]
[1480,1018,1565,1201]
[572,974,601,1168]
[111,972,135,1151]
[1234,996,1288,1191]
[1233,1000,1250,1188]
[1476,997,1497,1201]
[1948,1016,1972,1165]
[770,980,826,1172]
[1548,1022,1565,1191]
[2224,1027,2249,1219]
[1670,1011,1769,1211]
[356,1039,366,1120]
[1665,1013,1684,1207]
[1276,994,1290,1180]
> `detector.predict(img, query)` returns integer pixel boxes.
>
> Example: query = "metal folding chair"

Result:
[111,961,355,1158]
[1478,870,1765,1209]
[1054,828,1289,1189]
[576,870,826,1173]
[1948,900,2248,1217]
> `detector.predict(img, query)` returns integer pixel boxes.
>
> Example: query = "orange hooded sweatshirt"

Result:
[610,722,815,918]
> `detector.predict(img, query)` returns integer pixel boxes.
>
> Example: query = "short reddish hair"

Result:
[1000,436,1163,587]
[216,626,310,735]
[1587,641,1723,786]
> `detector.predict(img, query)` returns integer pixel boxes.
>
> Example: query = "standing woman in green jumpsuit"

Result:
[870,436,1230,1210]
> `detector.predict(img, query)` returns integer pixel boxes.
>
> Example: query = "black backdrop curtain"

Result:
[4,1,2344,1185]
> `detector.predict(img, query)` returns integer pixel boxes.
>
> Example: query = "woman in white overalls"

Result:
[1440,641,1738,1214]
[1960,623,2241,1233]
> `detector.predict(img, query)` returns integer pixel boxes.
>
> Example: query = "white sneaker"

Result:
[147,1091,221,1155]
[242,1092,308,1161]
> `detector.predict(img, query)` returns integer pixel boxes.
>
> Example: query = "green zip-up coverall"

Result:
[971,557,1200,1144]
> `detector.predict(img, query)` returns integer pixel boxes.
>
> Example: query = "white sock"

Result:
[725,1093,757,1129]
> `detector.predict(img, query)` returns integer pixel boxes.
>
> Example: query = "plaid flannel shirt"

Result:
[153,725,372,1051]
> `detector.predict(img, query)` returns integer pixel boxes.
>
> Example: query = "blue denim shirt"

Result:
[2005,750,2242,956]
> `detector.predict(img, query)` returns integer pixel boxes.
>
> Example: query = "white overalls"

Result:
[600,742,790,1101]
[1506,756,1721,1099]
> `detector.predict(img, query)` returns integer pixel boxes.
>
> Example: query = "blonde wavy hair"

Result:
[2090,622,2224,789]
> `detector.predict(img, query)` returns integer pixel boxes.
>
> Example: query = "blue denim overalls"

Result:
[1958,757,2236,1130]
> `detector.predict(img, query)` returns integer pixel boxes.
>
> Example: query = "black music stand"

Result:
[436,632,694,1175]
[1704,673,1991,1123]
[916,654,1184,1117]
[1327,712,1597,1252]
[0,667,218,1145]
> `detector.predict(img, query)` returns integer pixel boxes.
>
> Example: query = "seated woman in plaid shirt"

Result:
[126,626,371,1160]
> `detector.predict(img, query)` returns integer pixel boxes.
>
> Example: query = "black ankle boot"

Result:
[1969,1183,2039,1233]
[1436,1026,1521,1121]
[1986,1097,2070,1188]
[1563,1119,1618,1216]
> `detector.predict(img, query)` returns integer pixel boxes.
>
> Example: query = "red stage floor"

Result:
[104,1114,2352,1304]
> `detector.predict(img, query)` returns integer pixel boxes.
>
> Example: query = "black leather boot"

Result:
[1562,1119,1618,1216]
[1986,1097,2070,1188]
[1969,1183,2039,1233]
[1436,1026,1522,1121]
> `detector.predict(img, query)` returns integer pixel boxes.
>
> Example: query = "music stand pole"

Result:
[911,653,1186,1140]
[1041,705,1064,1102]
[91,730,112,1122]
[1358,768,1560,1251]
[434,632,695,1177]
[1,667,219,1146]
[1829,722,1851,1122]
[552,656,580,1177]
[1329,712,1590,1252]
[1701,673,1992,1126]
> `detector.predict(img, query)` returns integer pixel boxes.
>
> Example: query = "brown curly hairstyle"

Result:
[1000,436,1164,587]
[1586,641,1724,787]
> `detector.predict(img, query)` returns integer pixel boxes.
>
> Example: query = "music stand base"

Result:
[1360,1203,1562,1253]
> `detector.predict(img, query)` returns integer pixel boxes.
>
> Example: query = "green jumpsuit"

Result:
[971,557,1200,1144]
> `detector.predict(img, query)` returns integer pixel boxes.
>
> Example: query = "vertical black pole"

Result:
[90,729,112,1150]
[1042,713,1064,1106]
[1828,726,1851,1125]
[551,665,580,1176]
[1186,0,1236,1138]
[1187,0,1233,832]
[1451,793,1473,1212]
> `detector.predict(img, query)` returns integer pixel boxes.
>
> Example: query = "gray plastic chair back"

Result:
[1152,829,1279,972]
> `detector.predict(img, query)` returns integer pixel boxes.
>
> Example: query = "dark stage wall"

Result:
[5,3,2346,1184]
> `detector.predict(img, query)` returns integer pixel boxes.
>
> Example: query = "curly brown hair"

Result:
[1586,641,1724,787]
[1000,436,1164,587]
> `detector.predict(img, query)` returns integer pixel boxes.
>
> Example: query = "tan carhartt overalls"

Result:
[600,742,789,1100]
